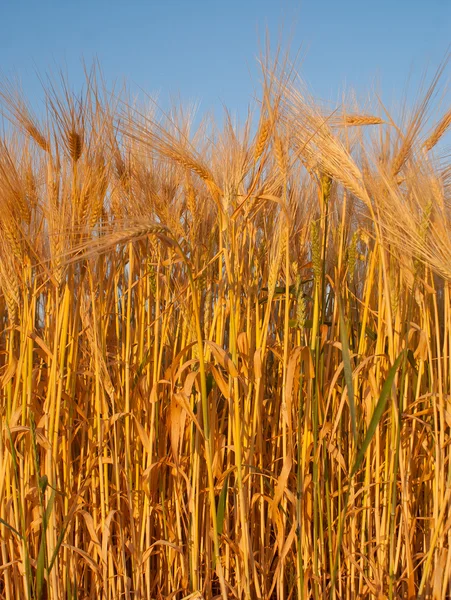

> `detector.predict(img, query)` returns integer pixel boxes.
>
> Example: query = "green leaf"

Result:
[216,474,229,536]
[206,371,214,397]
[365,326,377,341]
[0,517,24,540]
[407,349,418,374]
[39,475,49,495]
[351,351,405,477]
[45,488,56,526]
[338,297,357,445]
[36,533,46,600]
[48,515,72,574]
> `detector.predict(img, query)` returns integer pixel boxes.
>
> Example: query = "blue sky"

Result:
[0,0,449,119]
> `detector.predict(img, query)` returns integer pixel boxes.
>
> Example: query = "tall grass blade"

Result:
[351,350,405,477]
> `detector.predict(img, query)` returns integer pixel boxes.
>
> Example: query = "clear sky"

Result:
[0,0,449,119]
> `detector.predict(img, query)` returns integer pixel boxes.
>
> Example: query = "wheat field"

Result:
[0,59,450,600]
